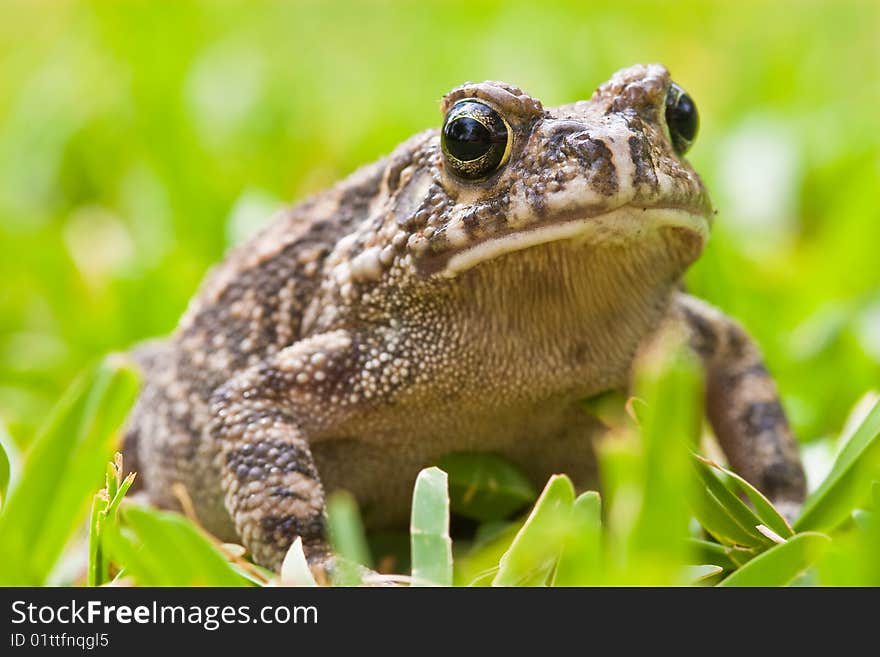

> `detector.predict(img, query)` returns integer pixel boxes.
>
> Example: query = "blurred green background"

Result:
[1,0,878,471]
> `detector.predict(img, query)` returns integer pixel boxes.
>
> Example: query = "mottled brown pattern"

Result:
[629,134,659,188]
[676,294,806,509]
[124,64,804,572]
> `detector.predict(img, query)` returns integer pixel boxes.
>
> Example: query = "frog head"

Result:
[316,64,713,345]
[408,63,713,279]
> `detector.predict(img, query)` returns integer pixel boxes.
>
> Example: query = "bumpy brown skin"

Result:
[124,64,805,571]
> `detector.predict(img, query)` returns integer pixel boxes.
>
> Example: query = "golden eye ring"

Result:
[441,99,512,180]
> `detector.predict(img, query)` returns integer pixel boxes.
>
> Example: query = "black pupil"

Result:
[665,83,698,155]
[444,116,493,161]
[670,92,697,141]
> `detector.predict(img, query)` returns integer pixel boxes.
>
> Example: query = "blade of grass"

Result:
[627,334,702,582]
[89,465,137,587]
[492,474,574,587]
[87,492,108,587]
[327,491,371,586]
[410,467,452,586]
[687,538,730,565]
[110,505,250,586]
[102,523,167,586]
[595,429,641,551]
[697,455,793,539]
[795,400,880,532]
[690,487,762,547]
[692,457,773,547]
[105,460,118,501]
[631,334,703,546]
[0,356,139,585]
[551,491,602,586]
[36,360,139,576]
[106,472,136,518]
[718,532,831,587]
[687,564,724,583]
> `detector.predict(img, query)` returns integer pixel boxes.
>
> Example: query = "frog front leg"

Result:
[208,330,356,572]
[674,293,806,516]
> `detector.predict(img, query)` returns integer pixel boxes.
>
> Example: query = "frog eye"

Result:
[665,82,699,155]
[441,99,512,180]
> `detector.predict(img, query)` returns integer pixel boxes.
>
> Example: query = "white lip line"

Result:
[439,206,709,278]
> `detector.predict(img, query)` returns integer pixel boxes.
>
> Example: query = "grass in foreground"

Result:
[0,346,878,587]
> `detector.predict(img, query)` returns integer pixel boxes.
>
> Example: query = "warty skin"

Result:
[124,64,806,571]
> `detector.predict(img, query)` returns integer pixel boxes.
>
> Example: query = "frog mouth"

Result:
[438,205,710,278]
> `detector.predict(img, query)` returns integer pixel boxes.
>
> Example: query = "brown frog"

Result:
[123,63,806,571]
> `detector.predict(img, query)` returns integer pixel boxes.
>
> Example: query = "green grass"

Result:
[0,357,139,585]
[0,0,878,585]
[1,345,877,587]
[410,467,453,587]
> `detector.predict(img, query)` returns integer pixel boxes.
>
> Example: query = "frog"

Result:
[123,63,806,572]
